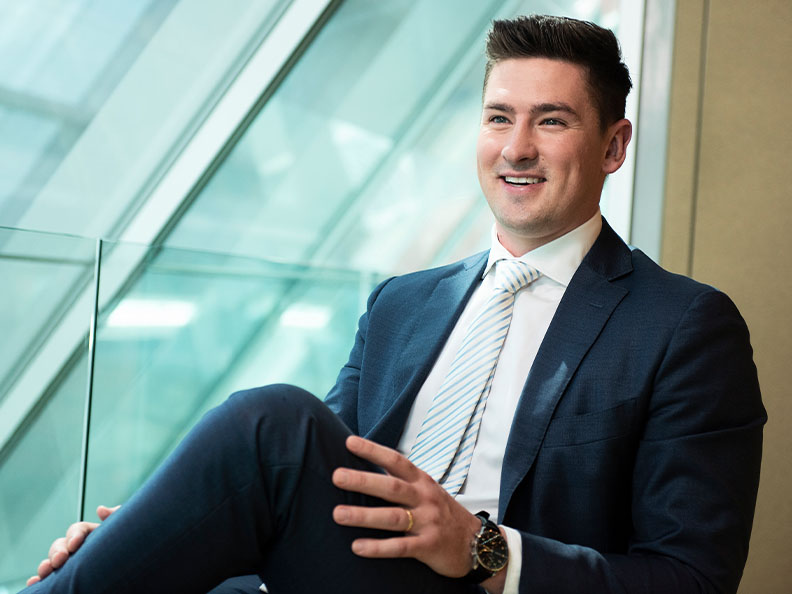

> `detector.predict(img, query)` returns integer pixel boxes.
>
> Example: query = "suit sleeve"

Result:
[324,277,394,434]
[514,289,766,594]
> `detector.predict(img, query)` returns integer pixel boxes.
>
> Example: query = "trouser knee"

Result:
[225,383,323,423]
[217,384,352,468]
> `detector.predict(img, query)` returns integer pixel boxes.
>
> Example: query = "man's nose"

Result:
[501,125,538,164]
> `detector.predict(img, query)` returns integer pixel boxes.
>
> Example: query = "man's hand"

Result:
[331,435,482,578]
[26,505,120,586]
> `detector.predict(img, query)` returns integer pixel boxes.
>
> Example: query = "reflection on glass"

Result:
[83,242,375,515]
[166,0,505,267]
[0,0,175,229]
[166,0,634,275]
[0,229,96,400]
[0,228,95,592]
[0,0,285,241]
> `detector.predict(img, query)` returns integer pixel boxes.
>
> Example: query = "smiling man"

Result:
[24,15,764,594]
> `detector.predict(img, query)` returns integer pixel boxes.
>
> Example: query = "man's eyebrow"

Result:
[531,102,579,118]
[482,101,580,118]
[482,102,515,114]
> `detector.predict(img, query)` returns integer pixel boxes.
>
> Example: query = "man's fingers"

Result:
[34,514,108,583]
[36,558,54,579]
[48,537,69,568]
[65,521,99,552]
[47,521,98,569]
[350,536,416,559]
[96,504,120,521]
[26,574,42,587]
[334,505,414,533]
[332,467,414,504]
[345,436,420,480]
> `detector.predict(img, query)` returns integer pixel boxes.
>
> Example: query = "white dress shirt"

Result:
[396,212,602,593]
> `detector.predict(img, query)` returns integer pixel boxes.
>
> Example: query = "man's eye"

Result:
[541,118,564,126]
[489,115,510,124]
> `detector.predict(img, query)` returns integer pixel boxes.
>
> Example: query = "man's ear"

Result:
[602,119,632,174]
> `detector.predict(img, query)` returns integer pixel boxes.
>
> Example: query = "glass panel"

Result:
[0,0,286,240]
[166,0,641,274]
[0,229,95,402]
[0,0,177,229]
[83,241,375,513]
[0,228,95,593]
[165,0,505,265]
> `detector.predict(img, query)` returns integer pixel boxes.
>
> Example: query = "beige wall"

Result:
[663,0,792,591]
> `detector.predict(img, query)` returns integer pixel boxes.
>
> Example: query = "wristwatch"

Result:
[464,511,509,583]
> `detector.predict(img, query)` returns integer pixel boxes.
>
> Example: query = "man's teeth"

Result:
[504,176,544,185]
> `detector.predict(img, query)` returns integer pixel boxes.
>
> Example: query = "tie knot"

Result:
[492,259,540,293]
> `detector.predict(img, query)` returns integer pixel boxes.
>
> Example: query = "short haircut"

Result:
[484,15,632,129]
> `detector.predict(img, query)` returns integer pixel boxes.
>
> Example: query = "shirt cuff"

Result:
[499,525,522,594]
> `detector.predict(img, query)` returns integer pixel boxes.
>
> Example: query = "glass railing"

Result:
[0,226,378,592]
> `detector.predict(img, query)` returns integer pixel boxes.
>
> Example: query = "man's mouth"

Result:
[502,176,546,186]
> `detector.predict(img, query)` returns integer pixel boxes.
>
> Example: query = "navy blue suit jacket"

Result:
[325,220,765,594]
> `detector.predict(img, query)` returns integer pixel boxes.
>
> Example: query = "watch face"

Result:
[476,525,508,571]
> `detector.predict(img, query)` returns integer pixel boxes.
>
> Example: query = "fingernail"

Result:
[334,470,348,485]
[335,507,349,522]
[352,540,364,554]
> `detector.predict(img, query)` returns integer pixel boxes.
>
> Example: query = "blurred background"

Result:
[0,0,788,592]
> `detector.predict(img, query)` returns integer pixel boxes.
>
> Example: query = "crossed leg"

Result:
[22,385,470,594]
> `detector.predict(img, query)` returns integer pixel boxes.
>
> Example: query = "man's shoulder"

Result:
[628,247,717,297]
[622,247,744,323]
[364,251,488,315]
[382,250,489,290]
[582,221,724,307]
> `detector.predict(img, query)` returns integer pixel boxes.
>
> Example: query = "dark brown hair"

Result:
[484,15,632,129]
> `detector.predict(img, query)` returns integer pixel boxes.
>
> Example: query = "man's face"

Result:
[476,57,630,255]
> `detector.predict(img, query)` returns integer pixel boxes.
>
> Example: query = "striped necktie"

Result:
[408,259,540,495]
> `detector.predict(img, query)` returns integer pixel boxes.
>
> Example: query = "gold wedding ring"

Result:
[404,508,414,533]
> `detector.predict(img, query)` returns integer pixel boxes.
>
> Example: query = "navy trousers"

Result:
[22,385,473,594]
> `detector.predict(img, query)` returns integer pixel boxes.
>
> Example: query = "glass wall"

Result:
[0,227,95,593]
[0,0,288,238]
[166,0,642,274]
[0,229,374,591]
[84,241,373,512]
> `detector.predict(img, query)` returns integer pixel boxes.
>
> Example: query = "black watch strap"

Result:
[465,559,497,584]
[463,511,508,583]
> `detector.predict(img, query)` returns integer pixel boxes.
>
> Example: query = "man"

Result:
[24,14,765,594]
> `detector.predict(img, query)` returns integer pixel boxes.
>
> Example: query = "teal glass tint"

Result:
[0,228,96,593]
[0,0,285,239]
[0,229,96,402]
[165,0,506,267]
[166,0,638,273]
[83,240,375,514]
[0,0,175,229]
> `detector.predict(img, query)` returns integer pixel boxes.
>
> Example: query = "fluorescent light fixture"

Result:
[107,298,196,328]
[279,304,330,329]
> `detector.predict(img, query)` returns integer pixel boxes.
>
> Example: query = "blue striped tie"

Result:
[408,259,540,495]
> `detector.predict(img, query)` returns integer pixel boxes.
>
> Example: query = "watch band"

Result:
[464,511,509,583]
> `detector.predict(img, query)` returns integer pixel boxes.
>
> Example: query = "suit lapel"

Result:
[498,221,632,519]
[367,252,489,447]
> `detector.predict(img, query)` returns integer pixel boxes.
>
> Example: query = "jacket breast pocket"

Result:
[542,397,641,448]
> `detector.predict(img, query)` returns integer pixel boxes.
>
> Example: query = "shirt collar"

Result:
[483,211,602,287]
